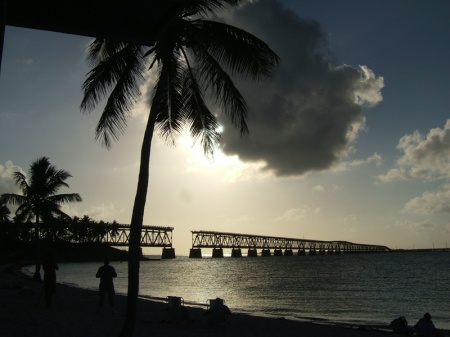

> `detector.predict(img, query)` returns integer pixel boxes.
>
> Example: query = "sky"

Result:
[1,0,450,255]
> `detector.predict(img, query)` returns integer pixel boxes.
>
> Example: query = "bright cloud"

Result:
[402,188,450,215]
[65,203,125,222]
[184,144,270,183]
[276,205,320,222]
[0,160,24,195]
[378,120,450,182]
[312,185,324,192]
[334,152,382,172]
[353,65,384,106]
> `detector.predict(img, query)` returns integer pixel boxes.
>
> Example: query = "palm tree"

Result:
[0,157,82,280]
[80,1,279,335]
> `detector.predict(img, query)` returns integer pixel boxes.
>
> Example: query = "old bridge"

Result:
[189,230,391,258]
[2,223,176,258]
[4,224,391,258]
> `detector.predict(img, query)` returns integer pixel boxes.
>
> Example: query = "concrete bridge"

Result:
[189,230,391,258]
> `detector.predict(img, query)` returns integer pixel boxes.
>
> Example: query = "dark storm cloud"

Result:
[218,0,384,177]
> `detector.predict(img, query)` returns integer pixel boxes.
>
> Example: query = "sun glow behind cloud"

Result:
[177,130,270,183]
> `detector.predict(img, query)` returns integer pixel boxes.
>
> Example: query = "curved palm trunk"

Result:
[119,101,159,337]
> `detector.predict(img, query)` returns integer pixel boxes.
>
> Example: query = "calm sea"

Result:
[24,252,450,330]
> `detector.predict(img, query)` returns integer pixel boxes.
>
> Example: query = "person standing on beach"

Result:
[96,258,117,312]
[42,255,58,308]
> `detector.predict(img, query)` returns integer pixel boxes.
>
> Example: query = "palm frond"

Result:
[0,193,27,206]
[15,203,34,222]
[182,56,221,155]
[176,0,246,18]
[194,47,249,135]
[85,38,128,66]
[81,43,146,148]
[193,20,280,81]
[12,172,29,194]
[47,169,71,191]
[153,54,186,144]
[48,193,82,205]
[81,43,144,113]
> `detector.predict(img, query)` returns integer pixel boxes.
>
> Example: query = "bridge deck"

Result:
[191,230,390,252]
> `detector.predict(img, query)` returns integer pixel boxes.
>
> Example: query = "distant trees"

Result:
[0,157,82,280]
[0,215,121,244]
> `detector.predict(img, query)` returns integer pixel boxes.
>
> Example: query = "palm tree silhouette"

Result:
[80,1,279,335]
[1,157,82,280]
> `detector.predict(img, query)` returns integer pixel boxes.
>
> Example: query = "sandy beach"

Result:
[0,264,445,337]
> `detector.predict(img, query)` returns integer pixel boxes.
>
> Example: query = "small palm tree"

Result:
[1,157,82,280]
[81,1,279,335]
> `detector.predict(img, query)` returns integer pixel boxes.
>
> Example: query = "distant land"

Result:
[0,241,130,264]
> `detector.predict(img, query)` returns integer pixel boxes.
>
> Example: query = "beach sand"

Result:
[0,264,443,337]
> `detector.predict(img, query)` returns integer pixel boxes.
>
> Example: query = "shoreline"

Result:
[1,264,448,337]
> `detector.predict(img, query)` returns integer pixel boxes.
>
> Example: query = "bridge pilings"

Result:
[161,247,176,259]
[261,249,271,257]
[231,248,242,257]
[284,249,293,256]
[212,248,224,258]
[189,248,202,258]
[298,249,306,255]
[248,249,258,257]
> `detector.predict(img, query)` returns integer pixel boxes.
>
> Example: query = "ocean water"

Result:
[24,251,450,329]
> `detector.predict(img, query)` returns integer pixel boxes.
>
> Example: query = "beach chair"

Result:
[206,297,231,326]
[165,296,189,324]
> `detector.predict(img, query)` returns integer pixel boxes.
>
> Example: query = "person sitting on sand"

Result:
[96,258,117,312]
[414,313,441,337]
[205,298,232,326]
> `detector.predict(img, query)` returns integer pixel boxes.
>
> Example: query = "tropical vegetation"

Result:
[0,157,82,280]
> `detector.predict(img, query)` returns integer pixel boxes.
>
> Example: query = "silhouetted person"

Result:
[390,316,409,334]
[42,256,58,308]
[96,258,117,312]
[414,313,441,337]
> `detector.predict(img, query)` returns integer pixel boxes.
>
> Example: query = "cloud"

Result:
[338,214,357,223]
[20,58,34,65]
[218,0,384,177]
[0,160,25,195]
[276,208,306,222]
[276,205,320,222]
[413,220,436,231]
[402,187,450,215]
[65,203,124,222]
[378,120,450,182]
[332,152,382,172]
[312,185,324,192]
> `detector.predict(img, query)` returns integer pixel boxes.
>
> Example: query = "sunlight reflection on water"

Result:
[24,252,450,329]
